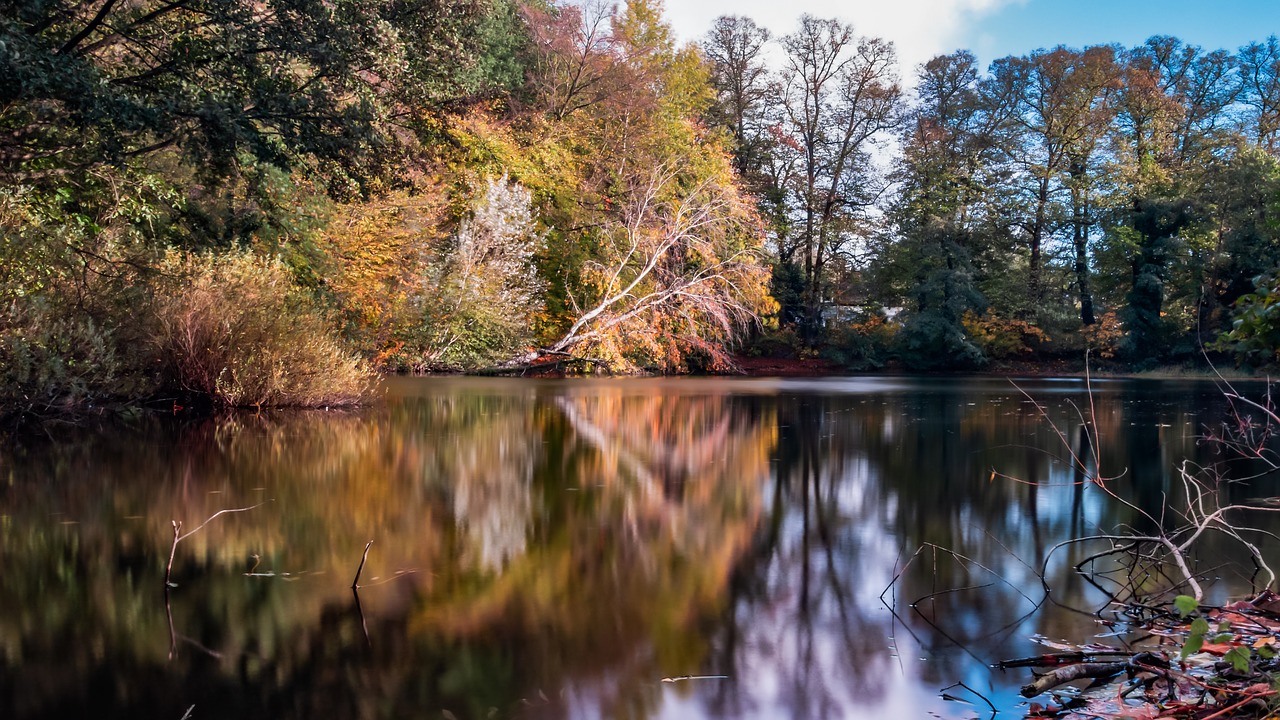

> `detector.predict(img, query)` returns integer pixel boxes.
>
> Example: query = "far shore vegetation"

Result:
[4,1,1280,419]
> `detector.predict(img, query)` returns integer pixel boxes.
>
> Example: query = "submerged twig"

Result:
[352,588,371,647]
[940,681,998,716]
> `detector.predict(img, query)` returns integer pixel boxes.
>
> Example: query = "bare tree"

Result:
[779,15,901,339]
[991,46,1120,318]
[703,15,774,178]
[1239,36,1280,153]
[522,0,620,120]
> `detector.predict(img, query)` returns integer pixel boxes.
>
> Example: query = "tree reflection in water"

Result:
[0,377,1276,719]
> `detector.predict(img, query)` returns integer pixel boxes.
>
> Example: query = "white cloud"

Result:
[663,0,1025,82]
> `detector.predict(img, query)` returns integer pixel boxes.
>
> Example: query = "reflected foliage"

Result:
[2,378,1277,718]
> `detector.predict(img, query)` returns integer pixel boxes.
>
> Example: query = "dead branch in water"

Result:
[1011,652,1172,698]
[164,501,271,587]
[352,540,373,589]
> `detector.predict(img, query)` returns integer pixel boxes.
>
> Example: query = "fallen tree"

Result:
[504,166,775,373]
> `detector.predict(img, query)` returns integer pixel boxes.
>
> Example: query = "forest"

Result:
[3,0,1280,413]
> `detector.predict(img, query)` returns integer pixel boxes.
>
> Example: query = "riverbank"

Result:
[1006,593,1280,719]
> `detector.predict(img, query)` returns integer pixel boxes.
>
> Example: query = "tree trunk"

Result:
[1028,177,1049,313]
[1071,164,1096,326]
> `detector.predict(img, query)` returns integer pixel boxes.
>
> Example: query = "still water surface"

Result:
[2,376,1278,719]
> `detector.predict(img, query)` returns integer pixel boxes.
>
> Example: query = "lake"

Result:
[2,375,1277,719]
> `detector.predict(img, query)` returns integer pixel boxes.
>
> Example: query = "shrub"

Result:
[746,325,804,359]
[0,189,160,415]
[824,315,896,370]
[150,251,373,407]
[1213,273,1280,369]
[1080,311,1124,360]
[895,311,986,370]
[961,310,1050,360]
[0,292,159,414]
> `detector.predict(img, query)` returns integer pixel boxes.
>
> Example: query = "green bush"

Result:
[895,312,986,371]
[0,293,159,413]
[1213,272,1280,369]
[745,325,805,359]
[823,316,895,370]
[0,191,160,414]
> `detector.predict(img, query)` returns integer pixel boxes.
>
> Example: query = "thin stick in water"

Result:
[660,675,729,683]
[164,501,270,588]
[352,540,373,589]
[165,520,182,587]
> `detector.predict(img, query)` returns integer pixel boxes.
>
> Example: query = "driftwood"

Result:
[1004,651,1171,699]
[1018,661,1129,697]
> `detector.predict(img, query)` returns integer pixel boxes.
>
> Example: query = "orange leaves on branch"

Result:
[319,187,450,368]
[962,310,1050,359]
[1082,311,1124,359]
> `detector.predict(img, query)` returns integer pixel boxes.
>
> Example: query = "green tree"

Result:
[1214,272,1280,368]
[1197,147,1280,337]
[879,52,993,368]
[1117,198,1196,362]
[0,0,499,192]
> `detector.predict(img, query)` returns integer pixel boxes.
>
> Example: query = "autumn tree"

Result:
[1103,38,1240,350]
[478,0,777,372]
[1118,37,1239,186]
[522,0,622,121]
[526,166,773,371]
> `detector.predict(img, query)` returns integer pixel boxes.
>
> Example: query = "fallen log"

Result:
[1020,661,1129,697]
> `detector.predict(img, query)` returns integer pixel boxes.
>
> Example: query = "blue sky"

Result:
[664,0,1280,78]
[970,0,1280,64]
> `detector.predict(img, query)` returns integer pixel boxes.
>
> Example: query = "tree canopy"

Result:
[6,2,1280,417]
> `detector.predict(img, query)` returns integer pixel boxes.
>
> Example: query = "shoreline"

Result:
[731,355,1269,381]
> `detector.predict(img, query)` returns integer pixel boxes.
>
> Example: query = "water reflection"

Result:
[0,377,1276,719]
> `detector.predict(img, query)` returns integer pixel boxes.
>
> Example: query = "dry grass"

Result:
[151,251,374,407]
